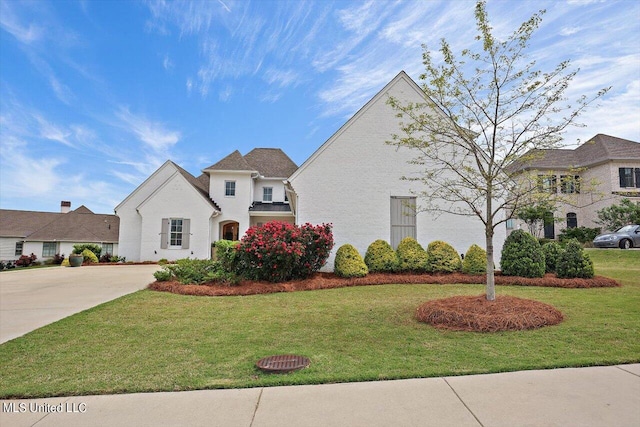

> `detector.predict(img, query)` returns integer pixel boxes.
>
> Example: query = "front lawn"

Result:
[0,249,638,398]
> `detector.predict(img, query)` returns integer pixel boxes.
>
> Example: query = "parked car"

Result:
[592,225,640,249]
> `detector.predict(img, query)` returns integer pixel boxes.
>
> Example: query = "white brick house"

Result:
[116,71,506,266]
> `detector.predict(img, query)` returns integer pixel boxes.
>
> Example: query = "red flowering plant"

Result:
[236,221,333,282]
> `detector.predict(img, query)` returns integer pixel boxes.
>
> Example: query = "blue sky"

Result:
[1,0,639,214]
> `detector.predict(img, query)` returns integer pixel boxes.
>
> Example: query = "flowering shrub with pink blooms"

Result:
[236,221,333,282]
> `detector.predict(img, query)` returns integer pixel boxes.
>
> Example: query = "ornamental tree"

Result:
[387,1,608,300]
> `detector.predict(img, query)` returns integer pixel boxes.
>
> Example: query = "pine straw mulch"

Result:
[415,295,564,332]
[147,271,620,297]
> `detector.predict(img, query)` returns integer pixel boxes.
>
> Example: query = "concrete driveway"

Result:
[0,265,159,343]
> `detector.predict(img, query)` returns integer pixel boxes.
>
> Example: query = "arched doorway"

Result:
[221,221,239,241]
[566,212,577,229]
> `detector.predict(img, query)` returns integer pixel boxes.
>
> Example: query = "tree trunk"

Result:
[485,229,495,301]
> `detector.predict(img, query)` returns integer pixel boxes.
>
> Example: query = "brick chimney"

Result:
[61,201,71,213]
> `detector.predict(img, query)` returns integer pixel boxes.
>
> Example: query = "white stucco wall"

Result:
[290,73,506,270]
[209,171,252,241]
[253,178,287,203]
[137,174,216,261]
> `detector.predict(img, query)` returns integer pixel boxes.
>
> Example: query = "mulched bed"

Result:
[415,295,564,332]
[147,271,620,297]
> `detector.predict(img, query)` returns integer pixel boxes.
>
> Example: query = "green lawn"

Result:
[1,249,638,398]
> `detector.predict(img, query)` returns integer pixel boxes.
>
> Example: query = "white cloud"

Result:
[0,1,43,44]
[49,75,74,105]
[116,107,181,153]
[162,54,174,70]
[263,69,299,88]
[560,26,581,36]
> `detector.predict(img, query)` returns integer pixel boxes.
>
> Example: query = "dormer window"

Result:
[225,181,236,197]
[263,187,273,202]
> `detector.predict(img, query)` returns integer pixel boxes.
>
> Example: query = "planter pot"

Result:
[69,254,84,267]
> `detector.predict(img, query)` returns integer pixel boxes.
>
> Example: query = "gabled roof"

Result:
[204,150,255,172]
[508,134,640,172]
[244,148,298,178]
[289,70,437,182]
[203,148,298,178]
[165,161,221,211]
[0,207,119,242]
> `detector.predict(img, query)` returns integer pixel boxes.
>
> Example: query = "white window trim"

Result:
[169,219,183,249]
[263,187,273,203]
[225,180,236,197]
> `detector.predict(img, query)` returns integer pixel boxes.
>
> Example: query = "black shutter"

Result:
[635,168,640,188]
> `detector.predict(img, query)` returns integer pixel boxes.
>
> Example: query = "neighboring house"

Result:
[117,71,506,268]
[0,202,119,261]
[507,134,640,238]
[115,149,297,262]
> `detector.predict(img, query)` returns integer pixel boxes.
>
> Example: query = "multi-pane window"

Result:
[560,175,580,194]
[506,219,515,229]
[537,175,557,193]
[15,241,23,256]
[263,187,273,202]
[619,168,640,188]
[170,219,183,247]
[42,242,57,257]
[102,243,114,255]
[225,181,236,196]
[566,212,577,229]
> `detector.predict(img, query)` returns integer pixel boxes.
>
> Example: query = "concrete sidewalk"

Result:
[2,364,639,427]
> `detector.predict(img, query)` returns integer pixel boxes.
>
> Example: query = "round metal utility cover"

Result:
[256,355,310,373]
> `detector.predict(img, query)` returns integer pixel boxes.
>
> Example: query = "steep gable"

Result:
[244,148,298,178]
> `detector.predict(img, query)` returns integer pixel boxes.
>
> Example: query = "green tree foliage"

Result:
[462,244,487,275]
[556,239,594,279]
[73,243,101,258]
[396,237,428,272]
[425,240,462,273]
[364,240,399,272]
[541,241,563,273]
[500,230,545,278]
[558,226,601,244]
[334,244,368,278]
[596,198,640,231]
[386,1,608,300]
[516,200,557,238]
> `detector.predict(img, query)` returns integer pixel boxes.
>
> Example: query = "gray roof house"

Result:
[0,202,119,261]
[507,134,640,237]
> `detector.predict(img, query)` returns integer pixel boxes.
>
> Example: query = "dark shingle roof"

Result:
[205,150,255,172]
[204,148,298,178]
[0,207,119,242]
[249,202,292,212]
[508,134,640,172]
[244,148,298,178]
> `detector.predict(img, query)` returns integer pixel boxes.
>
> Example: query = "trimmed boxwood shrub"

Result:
[334,244,368,278]
[462,244,486,275]
[425,240,462,273]
[364,240,399,272]
[556,239,594,279]
[73,243,101,258]
[396,237,428,272]
[81,248,99,264]
[500,230,545,278]
[542,241,563,273]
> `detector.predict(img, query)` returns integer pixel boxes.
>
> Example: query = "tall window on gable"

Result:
[160,218,190,249]
[560,175,580,194]
[263,187,273,202]
[225,181,236,197]
[42,242,56,257]
[15,242,23,256]
[537,174,557,193]
[619,168,640,188]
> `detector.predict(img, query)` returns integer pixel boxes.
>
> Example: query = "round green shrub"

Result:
[334,244,368,278]
[500,230,545,278]
[153,269,172,281]
[425,240,462,273]
[81,248,99,264]
[396,237,428,272]
[541,241,563,273]
[364,240,399,272]
[556,239,594,278]
[462,244,487,275]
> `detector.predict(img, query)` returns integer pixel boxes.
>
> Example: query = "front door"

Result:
[222,222,239,241]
